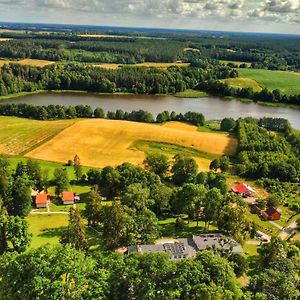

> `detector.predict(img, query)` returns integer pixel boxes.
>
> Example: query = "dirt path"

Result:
[30,211,69,215]
[279,222,299,240]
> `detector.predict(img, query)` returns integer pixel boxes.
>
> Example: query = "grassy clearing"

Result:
[27,119,237,169]
[222,77,262,92]
[94,62,190,69]
[0,58,54,67]
[0,116,76,155]
[159,216,217,238]
[27,214,68,248]
[175,89,208,98]
[238,69,300,95]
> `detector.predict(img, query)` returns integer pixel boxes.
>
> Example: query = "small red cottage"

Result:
[35,194,50,209]
[61,191,75,205]
[231,183,255,197]
[262,207,281,221]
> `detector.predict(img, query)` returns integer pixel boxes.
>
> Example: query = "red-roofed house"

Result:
[35,193,50,208]
[231,183,255,197]
[62,191,75,205]
[262,207,281,221]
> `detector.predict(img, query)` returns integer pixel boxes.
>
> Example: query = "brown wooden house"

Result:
[262,207,281,221]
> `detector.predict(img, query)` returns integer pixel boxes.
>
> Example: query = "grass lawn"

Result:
[27,214,68,248]
[174,89,208,98]
[159,216,218,238]
[246,212,280,236]
[243,243,258,256]
[237,69,300,95]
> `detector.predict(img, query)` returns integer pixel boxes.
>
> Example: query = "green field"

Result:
[222,77,262,92]
[237,69,300,95]
[0,116,75,155]
[175,89,208,98]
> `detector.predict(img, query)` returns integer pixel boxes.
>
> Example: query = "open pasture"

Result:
[27,119,237,169]
[0,116,75,155]
[238,69,300,95]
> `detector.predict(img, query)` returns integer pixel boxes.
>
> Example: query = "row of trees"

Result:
[0,62,236,96]
[0,102,205,125]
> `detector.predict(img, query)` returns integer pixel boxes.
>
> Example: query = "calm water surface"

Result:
[1,92,300,129]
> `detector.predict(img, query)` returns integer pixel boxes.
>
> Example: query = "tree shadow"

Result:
[38,226,66,238]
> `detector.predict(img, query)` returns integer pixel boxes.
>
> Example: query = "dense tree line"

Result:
[0,102,205,126]
[236,120,300,182]
[0,63,236,96]
[0,37,186,63]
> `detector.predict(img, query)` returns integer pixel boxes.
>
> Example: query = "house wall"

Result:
[63,200,74,205]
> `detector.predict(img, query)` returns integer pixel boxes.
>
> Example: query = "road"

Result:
[279,221,299,240]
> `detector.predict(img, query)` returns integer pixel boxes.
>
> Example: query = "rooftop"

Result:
[35,193,48,204]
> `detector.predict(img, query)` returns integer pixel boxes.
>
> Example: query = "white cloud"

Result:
[0,0,299,33]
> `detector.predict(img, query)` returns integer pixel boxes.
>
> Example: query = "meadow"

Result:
[26,119,237,169]
[0,116,76,155]
[237,69,300,95]
[222,77,262,92]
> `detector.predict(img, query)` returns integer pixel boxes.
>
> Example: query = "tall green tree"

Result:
[73,154,83,182]
[53,167,69,197]
[143,153,169,178]
[11,175,32,217]
[85,189,103,227]
[172,154,198,185]
[60,207,88,251]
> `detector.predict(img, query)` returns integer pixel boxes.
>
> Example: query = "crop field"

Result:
[94,62,190,69]
[238,69,300,95]
[0,116,75,155]
[27,119,237,169]
[0,58,55,67]
[222,77,262,92]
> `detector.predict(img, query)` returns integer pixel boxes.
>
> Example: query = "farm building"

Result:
[35,193,50,208]
[231,183,255,197]
[128,233,242,260]
[61,191,75,205]
[262,207,281,221]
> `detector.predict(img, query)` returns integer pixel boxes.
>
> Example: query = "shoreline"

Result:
[0,89,299,110]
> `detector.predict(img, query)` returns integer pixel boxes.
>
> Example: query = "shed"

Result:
[262,207,281,221]
[62,191,75,205]
[35,194,50,208]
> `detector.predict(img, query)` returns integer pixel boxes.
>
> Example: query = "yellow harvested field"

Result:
[162,121,198,132]
[0,38,12,42]
[94,62,190,69]
[93,63,121,70]
[17,59,55,67]
[184,48,200,52]
[27,119,237,168]
[0,59,54,67]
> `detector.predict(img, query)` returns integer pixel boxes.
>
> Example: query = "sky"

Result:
[0,0,299,34]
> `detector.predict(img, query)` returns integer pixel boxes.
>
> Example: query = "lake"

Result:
[1,92,300,129]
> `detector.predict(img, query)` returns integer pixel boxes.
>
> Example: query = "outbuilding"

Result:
[262,207,281,221]
[35,193,50,208]
[61,191,75,205]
